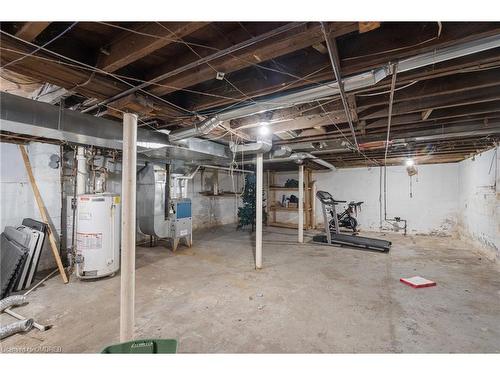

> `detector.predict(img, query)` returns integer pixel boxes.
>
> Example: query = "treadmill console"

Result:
[316,190,334,204]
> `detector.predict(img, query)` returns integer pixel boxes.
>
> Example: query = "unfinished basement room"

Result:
[1,5,500,368]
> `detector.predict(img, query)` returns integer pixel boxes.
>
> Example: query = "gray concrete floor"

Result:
[1,226,499,353]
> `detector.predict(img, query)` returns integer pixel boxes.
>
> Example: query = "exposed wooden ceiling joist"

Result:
[98,22,208,73]
[15,22,51,42]
[146,22,359,97]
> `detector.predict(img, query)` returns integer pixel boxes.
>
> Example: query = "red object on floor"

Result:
[400,276,437,288]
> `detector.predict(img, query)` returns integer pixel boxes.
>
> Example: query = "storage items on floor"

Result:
[0,219,47,298]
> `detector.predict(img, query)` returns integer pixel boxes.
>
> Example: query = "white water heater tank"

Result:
[76,193,121,279]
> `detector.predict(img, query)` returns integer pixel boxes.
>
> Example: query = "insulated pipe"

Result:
[120,113,137,342]
[298,164,304,243]
[290,152,337,171]
[76,146,87,194]
[255,153,263,269]
[242,152,337,171]
[0,295,26,312]
[230,138,272,154]
[0,319,34,340]
[200,164,255,174]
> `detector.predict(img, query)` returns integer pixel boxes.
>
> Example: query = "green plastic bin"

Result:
[101,339,178,354]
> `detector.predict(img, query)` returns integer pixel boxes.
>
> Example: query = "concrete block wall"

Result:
[2,141,497,270]
[187,170,242,230]
[457,147,499,260]
[313,163,460,235]
[0,142,62,271]
[1,142,244,272]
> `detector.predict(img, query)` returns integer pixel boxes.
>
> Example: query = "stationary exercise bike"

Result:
[329,201,363,233]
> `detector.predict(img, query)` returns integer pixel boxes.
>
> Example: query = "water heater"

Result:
[76,193,121,279]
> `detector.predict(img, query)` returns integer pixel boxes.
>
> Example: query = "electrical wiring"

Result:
[384,63,399,165]
[0,46,335,115]
[155,22,258,109]
[98,21,221,52]
[342,34,440,62]
[0,30,197,117]
[0,71,42,85]
[356,80,419,97]
[2,22,78,69]
[99,21,321,83]
[316,100,380,167]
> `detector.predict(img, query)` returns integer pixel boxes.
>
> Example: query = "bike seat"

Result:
[332,200,347,204]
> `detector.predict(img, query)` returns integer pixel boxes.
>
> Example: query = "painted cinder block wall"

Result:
[313,163,460,235]
[457,147,499,260]
[0,142,243,272]
[0,142,62,271]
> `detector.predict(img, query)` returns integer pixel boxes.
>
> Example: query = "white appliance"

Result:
[76,193,121,279]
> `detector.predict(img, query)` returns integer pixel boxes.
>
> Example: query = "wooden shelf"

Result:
[199,191,241,197]
[266,168,316,230]
[269,187,311,191]
[268,222,299,229]
[269,206,311,212]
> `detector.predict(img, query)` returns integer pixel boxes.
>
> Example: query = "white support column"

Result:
[298,164,304,243]
[120,113,137,342]
[255,153,263,269]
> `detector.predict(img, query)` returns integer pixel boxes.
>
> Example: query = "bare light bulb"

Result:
[259,122,270,135]
[405,158,415,167]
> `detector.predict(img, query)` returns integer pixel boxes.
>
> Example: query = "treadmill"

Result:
[312,190,391,253]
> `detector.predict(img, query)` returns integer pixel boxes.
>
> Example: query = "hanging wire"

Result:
[2,22,78,69]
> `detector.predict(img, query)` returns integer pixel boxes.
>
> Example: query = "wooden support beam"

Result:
[15,22,51,42]
[0,34,183,118]
[98,22,208,73]
[147,22,358,97]
[357,68,500,109]
[358,22,381,34]
[422,109,433,120]
[359,86,500,120]
[18,145,68,284]
[339,23,500,76]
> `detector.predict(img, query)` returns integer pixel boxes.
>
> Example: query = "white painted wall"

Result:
[457,147,499,260]
[1,142,243,272]
[313,163,460,235]
[0,142,62,271]
[188,169,242,230]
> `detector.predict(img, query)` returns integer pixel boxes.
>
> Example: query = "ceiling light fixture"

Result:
[405,158,415,167]
[259,121,270,136]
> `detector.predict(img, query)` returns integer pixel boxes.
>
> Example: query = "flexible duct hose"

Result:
[0,319,34,340]
[0,295,27,312]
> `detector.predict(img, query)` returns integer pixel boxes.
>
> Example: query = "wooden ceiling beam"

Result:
[358,86,500,120]
[0,34,183,117]
[357,68,500,109]
[338,22,500,76]
[147,22,358,97]
[98,22,208,73]
[15,22,51,42]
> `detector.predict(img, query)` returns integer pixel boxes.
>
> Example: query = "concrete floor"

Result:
[1,226,499,353]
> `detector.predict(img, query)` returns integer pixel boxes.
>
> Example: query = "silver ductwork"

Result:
[0,92,170,151]
[230,136,272,154]
[184,33,500,139]
[137,163,170,237]
[169,116,222,142]
[288,152,336,171]
[272,146,293,158]
[0,92,231,164]
[242,152,336,171]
